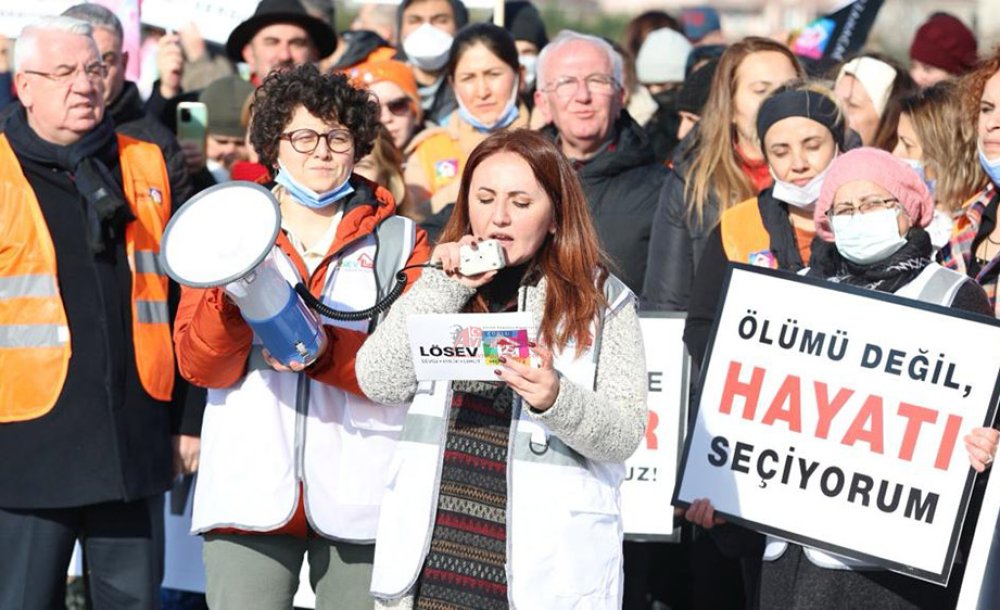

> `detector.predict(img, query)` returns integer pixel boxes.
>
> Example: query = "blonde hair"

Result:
[684,37,804,226]
[367,127,410,215]
[901,80,985,213]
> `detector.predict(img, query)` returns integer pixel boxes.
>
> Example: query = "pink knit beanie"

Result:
[814,147,934,242]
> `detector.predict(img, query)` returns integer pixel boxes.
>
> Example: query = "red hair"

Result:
[439,129,609,354]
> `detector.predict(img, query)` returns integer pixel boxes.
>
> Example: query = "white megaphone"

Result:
[160,181,325,367]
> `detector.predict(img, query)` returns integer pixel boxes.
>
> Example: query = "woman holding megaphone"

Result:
[356,129,647,609]
[173,64,430,610]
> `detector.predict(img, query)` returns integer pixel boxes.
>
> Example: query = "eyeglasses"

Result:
[382,96,413,117]
[544,74,618,99]
[827,197,900,218]
[280,128,353,154]
[23,62,108,85]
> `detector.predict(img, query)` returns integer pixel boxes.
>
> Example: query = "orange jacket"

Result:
[0,133,175,422]
[173,178,430,396]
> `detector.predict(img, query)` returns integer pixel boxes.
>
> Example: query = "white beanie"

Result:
[836,56,898,117]
[636,28,693,85]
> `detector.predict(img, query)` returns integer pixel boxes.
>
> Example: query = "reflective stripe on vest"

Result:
[120,133,175,401]
[0,133,174,422]
[914,265,967,305]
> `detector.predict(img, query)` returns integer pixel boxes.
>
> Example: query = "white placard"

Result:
[674,264,1000,585]
[0,1,76,38]
[622,314,689,541]
[140,0,257,46]
[407,312,535,381]
[957,467,1000,608]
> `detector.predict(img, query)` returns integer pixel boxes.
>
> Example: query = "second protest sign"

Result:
[674,264,1000,585]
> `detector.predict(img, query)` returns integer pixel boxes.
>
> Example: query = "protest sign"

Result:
[674,264,1000,585]
[140,0,256,46]
[407,312,535,381]
[622,313,689,541]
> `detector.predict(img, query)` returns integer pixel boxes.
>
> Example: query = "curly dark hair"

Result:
[250,64,380,172]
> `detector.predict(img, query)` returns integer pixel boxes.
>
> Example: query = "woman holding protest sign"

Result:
[679,80,847,608]
[687,147,998,609]
[940,48,1000,317]
[355,128,646,609]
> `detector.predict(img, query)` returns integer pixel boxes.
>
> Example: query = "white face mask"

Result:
[403,23,454,72]
[519,54,538,89]
[830,207,907,264]
[926,208,954,250]
[770,159,834,209]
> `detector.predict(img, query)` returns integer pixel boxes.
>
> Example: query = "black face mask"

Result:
[652,88,680,112]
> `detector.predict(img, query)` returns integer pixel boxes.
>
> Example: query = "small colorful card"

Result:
[407,312,536,380]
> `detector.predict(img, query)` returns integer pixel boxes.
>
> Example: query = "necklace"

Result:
[976,237,1000,266]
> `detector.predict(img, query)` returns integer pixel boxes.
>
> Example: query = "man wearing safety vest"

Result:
[0,17,175,609]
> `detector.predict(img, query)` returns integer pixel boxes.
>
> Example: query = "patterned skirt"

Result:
[414,380,514,610]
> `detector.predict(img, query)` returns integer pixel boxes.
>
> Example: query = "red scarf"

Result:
[735,143,773,193]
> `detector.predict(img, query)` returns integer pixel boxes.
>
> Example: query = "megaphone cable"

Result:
[293,263,441,322]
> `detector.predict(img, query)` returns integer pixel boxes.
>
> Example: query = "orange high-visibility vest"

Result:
[0,133,175,422]
[719,196,777,268]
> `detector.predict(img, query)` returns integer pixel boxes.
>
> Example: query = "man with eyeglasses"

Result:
[0,17,176,609]
[535,31,668,294]
[61,3,197,207]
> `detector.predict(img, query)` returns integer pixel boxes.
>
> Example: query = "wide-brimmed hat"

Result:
[226,0,336,63]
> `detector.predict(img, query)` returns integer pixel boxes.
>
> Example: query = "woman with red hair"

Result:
[356,128,646,609]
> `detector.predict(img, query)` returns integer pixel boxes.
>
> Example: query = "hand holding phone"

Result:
[176,101,208,171]
[459,239,507,276]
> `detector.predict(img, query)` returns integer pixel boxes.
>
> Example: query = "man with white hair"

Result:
[535,31,668,294]
[62,3,197,207]
[0,17,175,609]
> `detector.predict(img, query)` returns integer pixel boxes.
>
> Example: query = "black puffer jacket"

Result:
[109,81,195,207]
[640,129,722,311]
[543,111,668,294]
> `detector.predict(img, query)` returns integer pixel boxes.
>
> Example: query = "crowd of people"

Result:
[1,1,1000,609]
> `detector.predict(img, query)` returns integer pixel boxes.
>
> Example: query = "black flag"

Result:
[789,0,885,74]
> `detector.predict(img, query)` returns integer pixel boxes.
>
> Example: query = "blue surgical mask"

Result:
[901,158,936,196]
[274,160,354,209]
[456,77,520,133]
[830,208,907,264]
[978,144,1000,187]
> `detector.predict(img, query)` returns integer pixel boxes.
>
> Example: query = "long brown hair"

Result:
[901,80,985,212]
[684,37,804,226]
[439,129,609,354]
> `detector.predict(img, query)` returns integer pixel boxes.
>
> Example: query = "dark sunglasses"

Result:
[383,97,413,117]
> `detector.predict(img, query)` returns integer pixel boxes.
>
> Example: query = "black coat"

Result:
[640,131,722,312]
[543,111,668,294]
[0,129,173,509]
